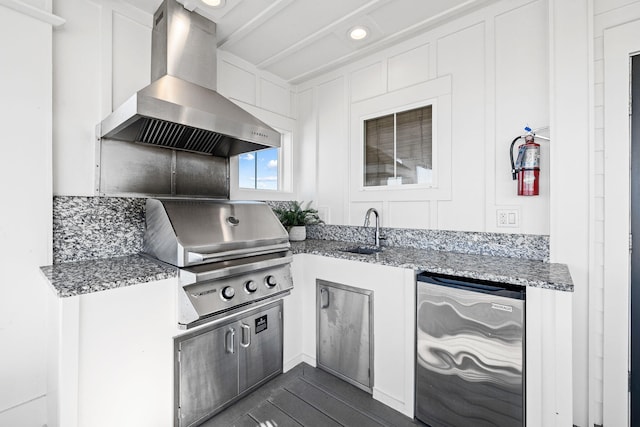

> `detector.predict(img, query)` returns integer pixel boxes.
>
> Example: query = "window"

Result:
[239,147,279,190]
[364,105,433,187]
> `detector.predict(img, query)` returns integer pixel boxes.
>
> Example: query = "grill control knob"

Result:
[245,280,258,293]
[265,275,277,288]
[221,286,235,300]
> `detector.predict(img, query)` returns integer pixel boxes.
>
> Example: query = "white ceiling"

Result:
[127,0,497,84]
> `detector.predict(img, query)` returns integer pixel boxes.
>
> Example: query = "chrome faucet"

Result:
[364,208,381,247]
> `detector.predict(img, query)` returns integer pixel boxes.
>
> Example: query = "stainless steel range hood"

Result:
[98,0,280,157]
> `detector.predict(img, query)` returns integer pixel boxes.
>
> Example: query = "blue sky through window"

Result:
[239,147,278,190]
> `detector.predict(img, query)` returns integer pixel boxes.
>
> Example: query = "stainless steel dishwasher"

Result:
[416,272,525,427]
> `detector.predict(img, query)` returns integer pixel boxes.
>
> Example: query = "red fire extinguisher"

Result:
[510,126,546,196]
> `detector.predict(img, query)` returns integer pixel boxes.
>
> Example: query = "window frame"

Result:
[349,75,452,204]
[361,99,438,190]
[229,106,295,201]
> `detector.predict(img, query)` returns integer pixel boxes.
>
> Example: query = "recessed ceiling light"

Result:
[202,0,224,7]
[349,26,368,41]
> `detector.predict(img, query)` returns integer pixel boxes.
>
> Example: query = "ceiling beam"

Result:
[218,0,296,49]
[255,0,390,70]
[285,0,493,84]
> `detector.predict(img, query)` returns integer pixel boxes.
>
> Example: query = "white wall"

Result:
[295,0,550,234]
[52,0,296,198]
[0,3,54,425]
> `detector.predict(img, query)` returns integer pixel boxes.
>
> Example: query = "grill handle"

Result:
[184,251,293,283]
[240,324,251,348]
[225,328,235,354]
[187,243,291,265]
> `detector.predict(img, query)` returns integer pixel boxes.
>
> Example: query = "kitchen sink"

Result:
[342,246,383,255]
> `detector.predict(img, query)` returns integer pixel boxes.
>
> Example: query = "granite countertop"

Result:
[291,239,573,292]
[41,239,572,298]
[41,254,177,298]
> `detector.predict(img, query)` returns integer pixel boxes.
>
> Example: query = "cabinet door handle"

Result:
[225,328,235,354]
[320,288,330,309]
[240,323,251,348]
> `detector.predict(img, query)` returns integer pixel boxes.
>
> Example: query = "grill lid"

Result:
[143,198,290,267]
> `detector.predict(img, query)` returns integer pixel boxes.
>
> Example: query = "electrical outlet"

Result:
[497,209,519,228]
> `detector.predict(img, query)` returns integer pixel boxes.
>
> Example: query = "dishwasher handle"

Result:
[225,328,235,354]
[320,287,330,309]
[417,272,525,300]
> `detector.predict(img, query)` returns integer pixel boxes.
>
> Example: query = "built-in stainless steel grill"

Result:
[143,198,293,329]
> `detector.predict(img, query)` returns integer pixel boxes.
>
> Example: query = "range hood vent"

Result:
[97,0,280,158]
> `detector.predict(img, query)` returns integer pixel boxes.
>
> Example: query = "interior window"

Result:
[364,105,433,187]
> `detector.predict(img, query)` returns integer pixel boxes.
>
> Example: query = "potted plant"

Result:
[273,201,323,241]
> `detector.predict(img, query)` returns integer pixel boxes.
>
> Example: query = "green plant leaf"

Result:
[273,201,324,229]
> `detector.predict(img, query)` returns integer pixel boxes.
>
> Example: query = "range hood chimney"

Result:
[97,0,280,157]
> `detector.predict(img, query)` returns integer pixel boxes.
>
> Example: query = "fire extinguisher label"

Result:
[522,148,539,168]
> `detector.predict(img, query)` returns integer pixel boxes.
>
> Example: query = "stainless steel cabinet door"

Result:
[316,280,373,392]
[238,304,283,393]
[177,325,239,427]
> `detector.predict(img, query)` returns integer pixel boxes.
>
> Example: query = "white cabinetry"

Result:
[46,278,178,427]
[286,254,417,417]
[287,254,573,425]
[47,254,572,426]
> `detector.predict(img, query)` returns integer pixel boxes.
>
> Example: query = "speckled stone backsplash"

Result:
[53,196,146,264]
[52,197,549,264]
[305,224,550,262]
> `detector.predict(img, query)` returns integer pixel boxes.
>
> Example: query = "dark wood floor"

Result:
[202,363,423,427]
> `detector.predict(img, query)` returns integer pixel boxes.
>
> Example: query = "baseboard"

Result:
[372,387,412,418]
[283,354,304,372]
[283,353,316,372]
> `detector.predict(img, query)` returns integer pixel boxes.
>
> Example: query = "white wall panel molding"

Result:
[316,76,348,224]
[295,0,550,231]
[260,78,292,117]
[549,0,590,425]
[111,9,151,108]
[594,1,640,34]
[98,4,113,118]
[53,0,153,195]
[1,5,52,424]
[218,50,295,118]
[219,59,257,105]
[350,61,387,102]
[435,21,488,232]
[387,43,430,92]
[493,0,549,235]
[0,0,65,27]
[483,13,498,232]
